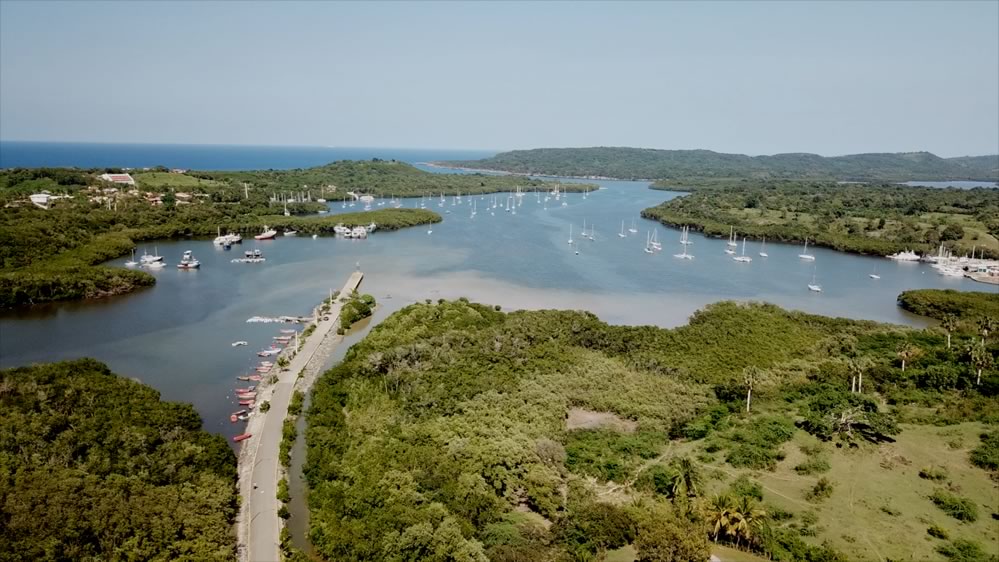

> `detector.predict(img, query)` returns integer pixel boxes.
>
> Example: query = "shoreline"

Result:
[422,161,645,182]
[236,271,364,562]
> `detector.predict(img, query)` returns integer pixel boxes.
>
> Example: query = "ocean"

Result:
[0,141,495,170]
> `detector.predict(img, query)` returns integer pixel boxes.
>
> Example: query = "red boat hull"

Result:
[233,433,252,442]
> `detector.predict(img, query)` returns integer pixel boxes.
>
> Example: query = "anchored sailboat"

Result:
[799,238,816,261]
[759,237,768,258]
[734,238,752,263]
[619,220,627,238]
[808,268,822,292]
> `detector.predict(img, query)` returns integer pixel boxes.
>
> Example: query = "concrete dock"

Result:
[237,271,364,562]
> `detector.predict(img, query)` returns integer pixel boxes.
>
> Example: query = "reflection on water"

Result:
[1,177,986,438]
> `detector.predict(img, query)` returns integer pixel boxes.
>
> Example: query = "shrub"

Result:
[926,525,949,539]
[970,431,999,471]
[880,504,901,517]
[794,456,831,475]
[930,490,978,522]
[278,505,290,519]
[937,539,991,561]
[727,475,763,501]
[919,466,948,481]
[277,478,290,503]
[805,478,834,502]
[260,400,271,412]
[726,443,784,470]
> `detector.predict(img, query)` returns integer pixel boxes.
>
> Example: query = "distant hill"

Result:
[442,147,999,181]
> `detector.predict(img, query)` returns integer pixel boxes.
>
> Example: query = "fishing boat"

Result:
[733,238,752,263]
[177,250,200,269]
[759,237,768,258]
[799,238,816,261]
[618,220,627,238]
[808,270,822,292]
[124,249,138,267]
[232,433,253,442]
[628,218,638,234]
[727,227,738,248]
[231,341,248,347]
[255,226,277,240]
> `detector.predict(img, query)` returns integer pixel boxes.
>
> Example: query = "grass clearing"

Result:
[132,171,220,189]
[691,422,998,561]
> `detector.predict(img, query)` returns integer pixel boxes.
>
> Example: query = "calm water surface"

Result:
[1,177,991,438]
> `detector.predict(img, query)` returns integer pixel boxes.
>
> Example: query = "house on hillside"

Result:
[98,173,136,185]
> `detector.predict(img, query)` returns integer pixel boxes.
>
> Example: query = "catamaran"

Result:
[759,237,768,258]
[618,220,627,238]
[734,238,752,263]
[799,238,815,261]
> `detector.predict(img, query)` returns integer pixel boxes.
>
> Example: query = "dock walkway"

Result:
[237,271,364,562]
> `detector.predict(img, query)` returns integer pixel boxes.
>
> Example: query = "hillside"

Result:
[443,147,999,181]
[304,299,998,562]
[641,180,999,258]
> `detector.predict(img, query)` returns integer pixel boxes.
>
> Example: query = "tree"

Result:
[896,342,919,372]
[942,314,959,349]
[743,366,761,412]
[966,340,994,386]
[849,357,873,393]
[669,457,703,500]
[979,316,995,343]
[707,494,736,543]
[634,507,709,562]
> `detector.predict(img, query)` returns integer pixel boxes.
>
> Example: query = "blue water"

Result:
[0,141,494,170]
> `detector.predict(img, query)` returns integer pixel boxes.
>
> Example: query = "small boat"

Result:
[727,227,737,248]
[238,399,255,406]
[247,375,263,382]
[869,264,880,279]
[280,329,295,334]
[237,376,252,381]
[733,238,752,263]
[628,218,638,234]
[124,249,138,267]
[145,261,166,269]
[568,224,574,245]
[799,238,816,261]
[808,270,822,292]
[234,388,255,393]
[237,414,250,421]
[231,341,248,347]
[644,231,654,254]
[232,433,252,442]
[759,237,768,258]
[681,226,693,245]
[177,250,200,269]
[231,409,247,416]
[255,226,277,240]
[618,220,627,238]
[283,230,298,236]
[237,393,257,399]
[140,248,163,264]
[312,234,318,239]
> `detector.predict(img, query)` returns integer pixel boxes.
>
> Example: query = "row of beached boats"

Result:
[228,328,300,442]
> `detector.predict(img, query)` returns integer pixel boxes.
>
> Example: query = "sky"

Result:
[1,1,997,157]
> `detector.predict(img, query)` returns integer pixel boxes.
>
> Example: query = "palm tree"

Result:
[967,340,994,386]
[733,495,768,549]
[979,316,996,344]
[849,357,873,393]
[942,314,959,349]
[896,342,919,372]
[743,366,764,412]
[670,457,703,499]
[707,494,736,542]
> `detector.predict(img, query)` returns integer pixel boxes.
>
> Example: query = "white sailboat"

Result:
[799,238,816,261]
[808,269,822,292]
[644,231,654,254]
[125,249,138,267]
[568,224,573,245]
[869,264,881,280]
[628,218,638,234]
[727,226,737,247]
[581,220,591,240]
[674,241,694,259]
[734,238,752,263]
[759,237,768,258]
[650,229,661,251]
[680,226,693,245]
[618,220,627,238]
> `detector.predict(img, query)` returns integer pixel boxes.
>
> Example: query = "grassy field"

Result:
[662,422,999,561]
[131,171,220,189]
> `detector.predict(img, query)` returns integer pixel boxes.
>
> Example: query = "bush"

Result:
[937,539,991,561]
[970,431,999,471]
[926,525,949,539]
[919,466,948,481]
[930,490,978,522]
[794,456,831,475]
[727,475,763,501]
[726,443,785,470]
[260,400,271,412]
[277,478,290,503]
[805,478,834,502]
[278,505,290,519]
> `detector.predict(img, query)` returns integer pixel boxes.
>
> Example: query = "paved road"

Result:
[240,271,363,562]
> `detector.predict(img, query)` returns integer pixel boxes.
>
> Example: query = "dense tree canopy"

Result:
[0,359,236,561]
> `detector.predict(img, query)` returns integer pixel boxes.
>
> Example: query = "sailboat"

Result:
[628,219,638,234]
[674,241,694,259]
[808,269,822,292]
[568,225,573,245]
[759,237,768,258]
[574,241,580,256]
[869,264,881,280]
[644,231,654,254]
[734,238,752,263]
[125,249,138,267]
[680,226,693,245]
[727,226,738,247]
[581,220,591,240]
[799,238,816,261]
[618,220,627,238]
[427,225,433,235]
[255,225,277,240]
[650,229,661,251]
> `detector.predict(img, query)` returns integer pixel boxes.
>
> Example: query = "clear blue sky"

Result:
[1,0,996,156]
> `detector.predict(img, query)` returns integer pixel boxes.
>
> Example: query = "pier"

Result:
[237,270,364,562]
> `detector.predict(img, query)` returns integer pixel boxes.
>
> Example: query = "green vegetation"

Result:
[929,490,978,522]
[445,147,999,181]
[0,359,236,561]
[304,297,998,561]
[898,289,999,329]
[0,163,450,308]
[642,180,999,258]
[970,430,999,471]
[193,159,592,197]
[338,291,375,333]
[936,539,998,562]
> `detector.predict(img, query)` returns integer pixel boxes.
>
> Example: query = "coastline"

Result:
[423,161,644,182]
